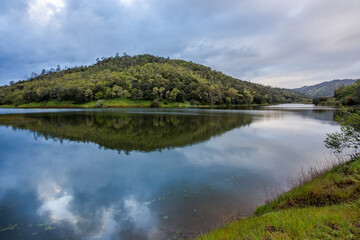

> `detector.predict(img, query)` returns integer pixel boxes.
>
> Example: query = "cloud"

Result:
[0,0,359,87]
[28,0,66,23]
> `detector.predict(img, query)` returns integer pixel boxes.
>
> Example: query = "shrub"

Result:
[95,99,104,108]
[325,106,360,154]
[150,99,161,108]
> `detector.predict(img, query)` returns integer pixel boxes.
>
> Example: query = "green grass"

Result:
[199,203,360,240]
[0,98,270,109]
[0,98,195,108]
[255,158,360,215]
[0,99,278,109]
[80,98,153,108]
[198,158,360,240]
[161,101,193,108]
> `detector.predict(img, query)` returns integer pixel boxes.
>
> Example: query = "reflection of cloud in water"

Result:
[90,207,119,240]
[37,182,75,224]
[124,196,154,230]
[180,115,339,178]
[0,108,340,239]
[36,181,120,239]
[36,181,158,240]
[38,195,75,223]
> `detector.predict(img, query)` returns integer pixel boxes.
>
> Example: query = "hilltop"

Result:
[0,54,306,108]
[293,79,357,98]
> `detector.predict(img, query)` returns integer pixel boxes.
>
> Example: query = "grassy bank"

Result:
[0,98,274,109]
[0,98,194,108]
[198,157,360,239]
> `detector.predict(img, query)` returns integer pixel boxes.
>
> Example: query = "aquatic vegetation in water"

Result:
[0,224,18,232]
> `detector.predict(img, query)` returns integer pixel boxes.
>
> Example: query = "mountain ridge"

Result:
[293,79,357,98]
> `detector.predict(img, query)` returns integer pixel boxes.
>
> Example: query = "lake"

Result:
[0,104,339,240]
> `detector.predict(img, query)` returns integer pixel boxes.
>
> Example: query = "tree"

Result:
[31,72,38,79]
[313,98,320,105]
[243,89,254,104]
[159,87,165,99]
[226,97,231,105]
[226,88,238,103]
[85,89,93,102]
[95,92,104,100]
[169,88,180,102]
[36,88,50,102]
[325,106,360,155]
[152,87,159,98]
[23,90,37,103]
[253,93,266,104]
[131,89,143,101]
[112,85,123,98]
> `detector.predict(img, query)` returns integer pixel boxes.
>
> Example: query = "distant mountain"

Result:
[293,79,357,98]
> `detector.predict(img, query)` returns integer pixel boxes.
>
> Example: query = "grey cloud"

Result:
[0,0,359,87]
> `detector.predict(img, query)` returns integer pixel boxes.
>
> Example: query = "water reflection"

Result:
[0,110,254,153]
[0,107,338,239]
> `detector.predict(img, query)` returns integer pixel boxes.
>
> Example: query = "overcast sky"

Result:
[0,0,359,88]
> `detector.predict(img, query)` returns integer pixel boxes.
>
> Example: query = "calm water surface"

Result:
[0,104,338,239]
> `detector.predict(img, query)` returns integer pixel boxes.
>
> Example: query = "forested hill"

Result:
[333,79,360,105]
[0,54,306,107]
[293,79,357,98]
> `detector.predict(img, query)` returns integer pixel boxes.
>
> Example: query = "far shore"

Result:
[0,99,278,109]
[0,98,312,110]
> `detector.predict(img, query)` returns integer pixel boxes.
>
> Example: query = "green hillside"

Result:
[333,79,360,105]
[0,54,305,107]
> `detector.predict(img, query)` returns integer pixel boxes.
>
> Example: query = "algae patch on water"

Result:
[0,224,18,232]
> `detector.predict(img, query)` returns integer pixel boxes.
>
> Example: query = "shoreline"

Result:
[0,100,276,109]
[0,98,312,110]
[197,156,360,239]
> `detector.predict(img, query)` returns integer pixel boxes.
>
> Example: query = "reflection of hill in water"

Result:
[299,110,335,123]
[0,111,254,152]
[255,108,336,124]
[282,109,336,125]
